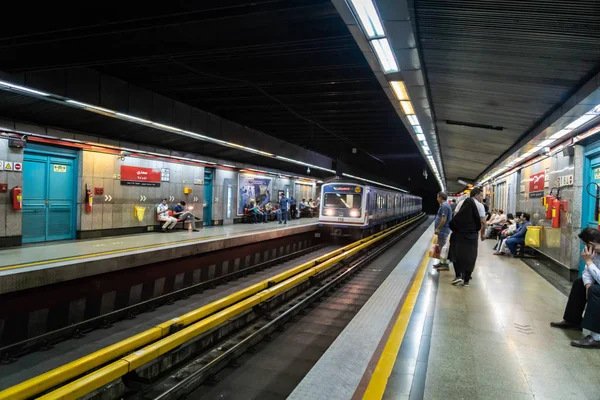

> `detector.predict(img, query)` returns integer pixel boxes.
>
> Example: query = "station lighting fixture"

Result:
[349,0,385,38]
[371,38,398,73]
[407,115,419,126]
[400,101,415,115]
[477,102,600,186]
[413,125,423,134]
[390,81,409,101]
[0,79,50,97]
[221,164,237,168]
[416,133,426,141]
[66,100,115,114]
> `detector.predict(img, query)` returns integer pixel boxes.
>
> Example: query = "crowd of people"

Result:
[434,189,600,348]
[243,195,320,224]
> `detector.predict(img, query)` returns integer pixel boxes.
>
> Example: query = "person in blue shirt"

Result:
[433,192,453,270]
[278,193,290,225]
[173,201,200,231]
[504,213,531,255]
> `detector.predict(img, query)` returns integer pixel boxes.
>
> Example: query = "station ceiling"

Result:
[1,1,598,196]
[0,0,431,194]
[412,0,600,191]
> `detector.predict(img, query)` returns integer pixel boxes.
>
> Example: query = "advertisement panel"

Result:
[529,171,545,198]
[120,165,162,187]
[238,174,272,215]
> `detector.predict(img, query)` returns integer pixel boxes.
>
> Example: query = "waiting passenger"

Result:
[290,197,297,220]
[493,213,516,252]
[252,202,267,223]
[551,228,600,348]
[503,213,531,255]
[157,198,178,232]
[173,201,200,232]
[450,199,457,213]
[448,187,486,287]
[485,209,506,238]
[433,191,453,271]
[278,192,290,225]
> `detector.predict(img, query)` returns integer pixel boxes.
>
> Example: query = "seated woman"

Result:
[496,213,531,256]
[493,213,515,251]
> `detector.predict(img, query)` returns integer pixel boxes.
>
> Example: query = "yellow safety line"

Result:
[362,245,431,400]
[0,213,423,400]
[0,234,228,272]
[0,214,424,400]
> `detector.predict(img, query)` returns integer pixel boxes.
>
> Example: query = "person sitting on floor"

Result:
[502,213,531,256]
[551,228,600,348]
[173,201,200,232]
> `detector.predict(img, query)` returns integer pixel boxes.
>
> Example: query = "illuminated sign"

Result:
[121,165,162,187]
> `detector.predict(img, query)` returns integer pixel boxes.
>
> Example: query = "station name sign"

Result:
[120,166,161,187]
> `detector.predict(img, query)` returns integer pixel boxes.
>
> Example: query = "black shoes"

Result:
[550,320,582,331]
[571,335,600,348]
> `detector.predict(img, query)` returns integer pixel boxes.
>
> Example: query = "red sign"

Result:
[13,162,22,172]
[120,166,161,187]
[529,171,545,197]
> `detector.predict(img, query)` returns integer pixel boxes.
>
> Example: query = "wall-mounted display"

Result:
[161,168,170,182]
[238,174,272,215]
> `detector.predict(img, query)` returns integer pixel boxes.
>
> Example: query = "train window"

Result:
[324,193,362,209]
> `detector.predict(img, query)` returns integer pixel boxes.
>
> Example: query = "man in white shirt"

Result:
[551,228,600,348]
[157,198,178,232]
[454,192,486,226]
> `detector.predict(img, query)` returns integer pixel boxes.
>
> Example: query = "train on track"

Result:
[318,180,422,239]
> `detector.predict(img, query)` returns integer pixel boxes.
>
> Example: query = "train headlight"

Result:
[350,209,359,217]
[325,208,334,216]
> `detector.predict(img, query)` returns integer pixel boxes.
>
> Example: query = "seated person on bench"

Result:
[157,198,178,233]
[173,200,200,232]
[551,228,600,348]
[503,213,531,255]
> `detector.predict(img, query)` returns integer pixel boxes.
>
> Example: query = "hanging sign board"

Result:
[120,166,161,187]
[529,171,545,198]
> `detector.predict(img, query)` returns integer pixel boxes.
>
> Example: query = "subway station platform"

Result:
[0,219,318,295]
[291,226,599,400]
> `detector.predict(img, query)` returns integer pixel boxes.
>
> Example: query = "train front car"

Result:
[319,182,367,239]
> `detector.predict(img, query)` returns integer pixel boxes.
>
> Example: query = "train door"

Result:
[22,144,78,243]
[203,168,214,226]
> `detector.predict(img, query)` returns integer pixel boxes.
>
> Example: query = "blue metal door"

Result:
[203,168,214,226]
[22,154,48,243]
[22,148,77,243]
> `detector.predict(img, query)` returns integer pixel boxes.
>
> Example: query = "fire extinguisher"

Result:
[10,186,22,211]
[543,193,555,220]
[85,184,93,213]
[551,197,561,228]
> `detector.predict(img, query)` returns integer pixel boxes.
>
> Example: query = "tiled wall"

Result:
[0,137,24,244]
[79,151,205,232]
[490,146,583,270]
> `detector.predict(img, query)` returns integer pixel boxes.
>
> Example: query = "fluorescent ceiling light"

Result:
[371,38,399,73]
[413,125,423,134]
[390,81,409,101]
[151,122,182,132]
[407,115,419,126]
[0,80,50,96]
[400,101,415,115]
[221,164,237,168]
[549,129,571,140]
[565,112,598,130]
[257,150,274,156]
[416,133,426,141]
[349,0,385,38]
[66,100,115,114]
[116,113,152,124]
[540,139,554,147]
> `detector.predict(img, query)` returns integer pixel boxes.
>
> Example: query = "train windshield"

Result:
[323,193,362,209]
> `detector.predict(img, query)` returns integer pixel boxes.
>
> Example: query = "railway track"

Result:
[0,213,427,400]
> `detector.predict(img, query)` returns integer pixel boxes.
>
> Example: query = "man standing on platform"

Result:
[433,192,453,271]
[278,192,290,225]
[551,228,600,348]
